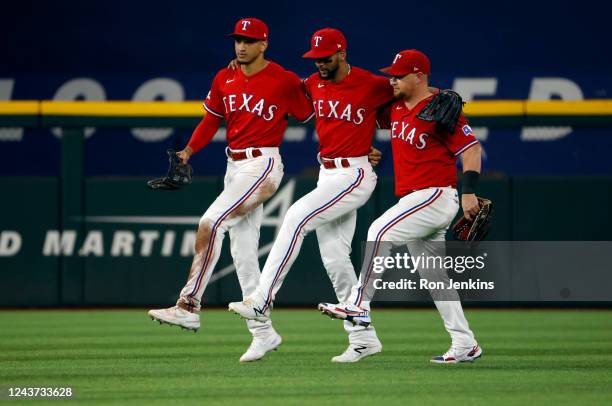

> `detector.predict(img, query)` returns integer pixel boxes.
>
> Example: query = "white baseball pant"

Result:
[252,156,380,346]
[349,187,477,349]
[177,147,284,337]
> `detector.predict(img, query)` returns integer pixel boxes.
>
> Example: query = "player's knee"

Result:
[198,215,213,229]
[195,219,213,253]
[283,205,305,229]
[233,203,251,217]
[233,181,277,218]
[367,222,385,241]
[257,180,277,202]
[322,255,352,271]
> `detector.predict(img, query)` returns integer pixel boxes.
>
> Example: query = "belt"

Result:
[404,185,454,196]
[227,148,263,161]
[320,157,351,169]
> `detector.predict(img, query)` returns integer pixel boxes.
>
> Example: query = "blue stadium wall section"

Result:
[2,0,612,176]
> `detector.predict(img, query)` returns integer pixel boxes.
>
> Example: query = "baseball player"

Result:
[318,50,483,364]
[148,17,314,363]
[229,28,394,363]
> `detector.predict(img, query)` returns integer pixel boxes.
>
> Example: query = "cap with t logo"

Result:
[302,28,347,58]
[380,49,431,76]
[229,18,269,41]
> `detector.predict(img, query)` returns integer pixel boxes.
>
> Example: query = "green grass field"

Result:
[1,309,611,405]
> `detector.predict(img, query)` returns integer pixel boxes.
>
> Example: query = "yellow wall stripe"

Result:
[2,100,612,117]
[464,101,524,116]
[526,100,612,115]
[40,101,204,117]
[0,101,40,115]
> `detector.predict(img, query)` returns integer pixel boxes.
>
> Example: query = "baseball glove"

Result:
[417,89,465,133]
[452,197,493,242]
[147,149,193,190]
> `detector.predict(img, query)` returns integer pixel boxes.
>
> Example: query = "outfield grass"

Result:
[1,309,611,405]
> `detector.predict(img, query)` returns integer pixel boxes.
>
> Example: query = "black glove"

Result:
[416,89,465,133]
[147,149,193,190]
[452,198,493,242]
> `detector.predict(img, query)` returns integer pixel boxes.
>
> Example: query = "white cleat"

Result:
[239,331,282,363]
[148,306,200,332]
[318,302,371,327]
[430,344,483,364]
[228,297,270,322]
[331,343,382,363]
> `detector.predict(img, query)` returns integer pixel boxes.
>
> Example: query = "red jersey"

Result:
[384,96,479,196]
[203,62,314,150]
[304,66,394,158]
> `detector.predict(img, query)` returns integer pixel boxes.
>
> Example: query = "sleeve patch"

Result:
[462,124,474,136]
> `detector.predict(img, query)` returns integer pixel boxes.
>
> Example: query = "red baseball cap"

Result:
[229,18,269,41]
[302,28,347,58]
[380,49,431,76]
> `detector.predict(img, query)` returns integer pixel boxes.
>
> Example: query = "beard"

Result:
[318,65,339,81]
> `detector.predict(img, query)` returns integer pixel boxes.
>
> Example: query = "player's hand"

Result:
[368,146,382,167]
[462,193,480,220]
[228,59,239,70]
[176,147,193,164]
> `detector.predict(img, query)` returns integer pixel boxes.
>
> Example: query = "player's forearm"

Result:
[460,143,482,195]
[187,113,222,154]
[461,143,481,173]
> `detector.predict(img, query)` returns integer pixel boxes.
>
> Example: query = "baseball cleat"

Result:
[147,306,200,332]
[332,342,382,363]
[430,344,483,364]
[318,302,371,327]
[228,297,270,322]
[239,331,282,363]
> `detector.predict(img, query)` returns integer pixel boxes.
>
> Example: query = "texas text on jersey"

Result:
[304,66,393,159]
[204,61,314,150]
[382,96,479,196]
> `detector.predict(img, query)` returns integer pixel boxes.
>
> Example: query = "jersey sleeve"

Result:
[186,112,223,153]
[444,114,480,156]
[302,75,313,98]
[202,72,225,119]
[370,75,395,109]
[286,72,314,123]
[376,102,392,129]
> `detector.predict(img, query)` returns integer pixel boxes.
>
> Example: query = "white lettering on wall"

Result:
[521,78,583,141]
[78,231,104,256]
[111,231,135,256]
[453,78,498,142]
[51,78,106,139]
[131,78,185,142]
[43,230,77,256]
[0,79,23,141]
[0,231,22,256]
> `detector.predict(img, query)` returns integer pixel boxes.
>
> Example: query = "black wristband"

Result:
[462,170,479,194]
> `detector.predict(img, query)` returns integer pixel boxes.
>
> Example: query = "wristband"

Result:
[462,170,479,194]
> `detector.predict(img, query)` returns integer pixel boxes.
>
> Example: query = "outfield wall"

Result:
[1,176,610,307]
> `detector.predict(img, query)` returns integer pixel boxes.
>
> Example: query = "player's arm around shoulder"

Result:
[285,69,309,97]
[368,146,382,167]
[284,70,315,123]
